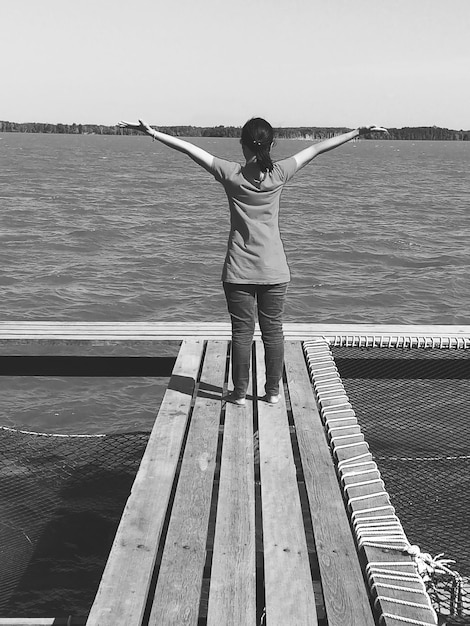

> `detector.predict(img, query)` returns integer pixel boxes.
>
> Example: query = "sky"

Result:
[2,0,469,129]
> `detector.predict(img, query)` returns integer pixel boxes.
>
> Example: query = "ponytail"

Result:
[241,118,274,173]
[253,142,274,173]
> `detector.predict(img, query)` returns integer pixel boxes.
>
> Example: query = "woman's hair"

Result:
[241,117,274,173]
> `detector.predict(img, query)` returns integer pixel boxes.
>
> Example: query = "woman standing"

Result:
[118,118,387,405]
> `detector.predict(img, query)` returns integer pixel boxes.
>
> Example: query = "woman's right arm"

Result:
[118,120,215,171]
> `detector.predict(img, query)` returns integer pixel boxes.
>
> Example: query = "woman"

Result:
[118,118,387,405]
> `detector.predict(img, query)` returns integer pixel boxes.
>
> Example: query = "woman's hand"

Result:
[358,125,389,136]
[117,119,215,170]
[117,119,154,136]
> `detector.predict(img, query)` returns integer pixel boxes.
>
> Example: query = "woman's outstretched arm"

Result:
[118,120,215,171]
[292,125,388,170]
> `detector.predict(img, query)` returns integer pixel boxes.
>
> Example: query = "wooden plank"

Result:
[0,621,84,625]
[256,341,317,626]
[207,349,256,625]
[284,341,375,626]
[1,321,470,333]
[86,340,204,626]
[1,321,470,343]
[148,341,227,625]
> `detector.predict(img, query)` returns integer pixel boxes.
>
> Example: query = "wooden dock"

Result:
[1,322,461,625]
[76,334,441,626]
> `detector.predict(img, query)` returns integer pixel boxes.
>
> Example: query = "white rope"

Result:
[351,505,396,519]
[316,389,347,398]
[304,355,334,363]
[312,371,338,380]
[313,382,344,391]
[405,546,462,581]
[322,407,355,417]
[354,514,399,524]
[302,339,442,626]
[377,454,470,462]
[354,515,402,531]
[366,543,464,615]
[320,400,351,409]
[330,433,364,444]
[348,491,389,504]
[306,362,334,370]
[367,563,418,572]
[326,334,470,349]
[379,613,437,626]
[342,467,380,478]
[333,439,369,451]
[360,539,408,549]
[372,582,428,595]
[328,424,361,433]
[354,519,403,534]
[0,425,106,438]
[374,595,435,612]
[344,477,384,491]
[373,574,424,585]
[337,453,373,469]
[357,521,402,528]
[357,528,404,538]
[324,416,357,423]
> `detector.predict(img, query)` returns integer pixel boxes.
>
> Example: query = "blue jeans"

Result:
[223,282,288,398]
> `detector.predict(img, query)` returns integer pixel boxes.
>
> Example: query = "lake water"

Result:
[1,133,469,433]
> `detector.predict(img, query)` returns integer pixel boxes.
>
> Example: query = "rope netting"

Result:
[331,345,470,625]
[0,427,149,619]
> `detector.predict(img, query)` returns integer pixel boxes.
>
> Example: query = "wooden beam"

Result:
[0,355,176,376]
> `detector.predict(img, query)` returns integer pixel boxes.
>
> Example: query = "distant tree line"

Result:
[0,120,469,140]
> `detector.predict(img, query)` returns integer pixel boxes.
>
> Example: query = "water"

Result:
[1,133,469,433]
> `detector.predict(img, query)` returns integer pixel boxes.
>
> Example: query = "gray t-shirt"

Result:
[210,156,298,284]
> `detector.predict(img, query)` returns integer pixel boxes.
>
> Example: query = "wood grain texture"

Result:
[148,341,227,625]
[207,350,256,626]
[86,340,204,626]
[256,342,318,626]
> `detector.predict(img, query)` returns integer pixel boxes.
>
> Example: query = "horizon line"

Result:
[2,120,470,132]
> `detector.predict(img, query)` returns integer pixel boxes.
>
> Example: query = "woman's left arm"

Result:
[118,120,215,171]
[292,125,388,170]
